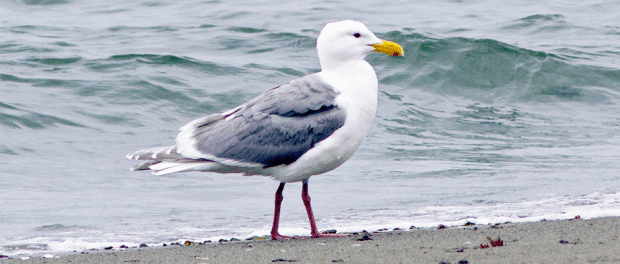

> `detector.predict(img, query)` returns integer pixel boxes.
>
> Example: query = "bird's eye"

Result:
[353,33,361,38]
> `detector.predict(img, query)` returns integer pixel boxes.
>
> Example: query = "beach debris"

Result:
[357,234,373,241]
[473,227,478,230]
[281,249,286,252]
[569,215,582,221]
[218,239,229,243]
[0,255,9,258]
[231,237,241,241]
[20,256,30,260]
[437,224,447,229]
[104,246,113,250]
[185,240,194,245]
[272,258,297,262]
[316,243,326,246]
[463,221,476,226]
[247,236,268,241]
[356,230,373,241]
[393,227,402,231]
[196,257,209,260]
[488,237,504,247]
[170,242,181,246]
[477,237,503,249]
[409,225,416,229]
[332,260,344,262]
[43,254,55,258]
[139,243,148,248]
[121,245,129,249]
[204,240,212,243]
[458,260,469,264]
[352,244,361,247]
[374,228,389,233]
[559,239,579,245]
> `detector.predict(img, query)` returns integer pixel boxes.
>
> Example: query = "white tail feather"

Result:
[150,161,220,176]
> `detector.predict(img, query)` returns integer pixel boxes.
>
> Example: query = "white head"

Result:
[316,20,383,70]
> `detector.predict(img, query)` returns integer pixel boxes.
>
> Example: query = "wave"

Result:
[372,31,620,104]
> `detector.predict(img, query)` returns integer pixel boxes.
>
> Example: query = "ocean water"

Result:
[2,0,620,257]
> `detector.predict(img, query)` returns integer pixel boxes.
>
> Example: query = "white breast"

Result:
[272,60,378,182]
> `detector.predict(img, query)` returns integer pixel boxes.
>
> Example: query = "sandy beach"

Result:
[2,216,619,264]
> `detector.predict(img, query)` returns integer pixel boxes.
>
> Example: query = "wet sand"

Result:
[2,217,619,264]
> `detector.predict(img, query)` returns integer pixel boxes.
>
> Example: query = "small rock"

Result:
[409,225,416,229]
[120,245,128,249]
[272,258,297,262]
[104,246,113,250]
[437,224,447,229]
[357,234,373,241]
[230,238,241,241]
[204,240,212,243]
[139,243,148,248]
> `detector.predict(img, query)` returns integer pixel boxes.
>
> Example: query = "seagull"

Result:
[126,20,403,240]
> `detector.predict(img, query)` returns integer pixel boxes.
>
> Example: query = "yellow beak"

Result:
[371,40,404,57]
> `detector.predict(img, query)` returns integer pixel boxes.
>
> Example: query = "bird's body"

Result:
[127,20,403,239]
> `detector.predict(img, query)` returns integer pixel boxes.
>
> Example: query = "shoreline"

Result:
[2,216,619,263]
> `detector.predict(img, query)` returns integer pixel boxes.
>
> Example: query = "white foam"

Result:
[2,191,618,257]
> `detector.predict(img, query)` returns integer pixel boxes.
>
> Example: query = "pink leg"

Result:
[302,179,349,238]
[270,183,292,240]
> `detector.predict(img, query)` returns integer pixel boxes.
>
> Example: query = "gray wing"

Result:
[182,73,347,168]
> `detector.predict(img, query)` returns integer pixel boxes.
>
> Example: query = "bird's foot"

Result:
[270,232,295,240]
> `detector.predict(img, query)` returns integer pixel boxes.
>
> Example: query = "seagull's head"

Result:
[317,20,403,69]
